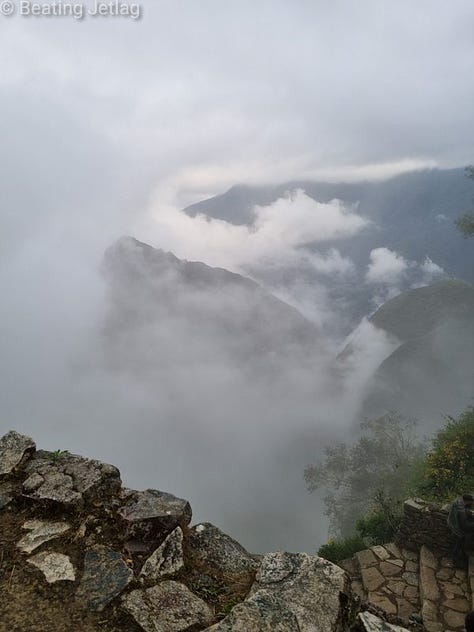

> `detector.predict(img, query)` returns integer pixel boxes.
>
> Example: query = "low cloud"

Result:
[366,247,446,306]
[144,189,366,271]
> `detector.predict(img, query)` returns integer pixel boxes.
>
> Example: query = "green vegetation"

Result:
[369,279,474,342]
[455,166,474,237]
[318,535,366,563]
[305,412,424,538]
[46,449,70,463]
[309,407,474,562]
[455,212,474,238]
[415,407,474,500]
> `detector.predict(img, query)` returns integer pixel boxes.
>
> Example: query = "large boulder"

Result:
[204,590,300,631]
[76,545,133,612]
[22,450,121,510]
[355,611,411,631]
[123,581,215,631]
[0,431,35,476]
[249,551,354,632]
[140,526,184,582]
[187,522,259,581]
[118,489,192,540]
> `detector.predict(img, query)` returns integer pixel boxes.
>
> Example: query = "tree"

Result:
[415,407,474,499]
[455,167,474,237]
[304,412,425,537]
[455,213,474,237]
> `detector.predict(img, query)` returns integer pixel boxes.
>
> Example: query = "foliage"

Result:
[355,503,401,544]
[46,449,70,463]
[305,412,425,536]
[317,535,366,563]
[415,407,474,500]
[310,408,474,561]
[455,166,474,237]
[454,212,474,237]
[317,490,404,562]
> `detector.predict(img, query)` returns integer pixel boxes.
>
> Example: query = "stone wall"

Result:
[395,498,457,554]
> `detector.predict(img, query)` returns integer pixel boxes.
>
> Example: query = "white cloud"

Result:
[366,247,410,286]
[144,189,366,273]
[366,248,446,306]
[420,256,444,279]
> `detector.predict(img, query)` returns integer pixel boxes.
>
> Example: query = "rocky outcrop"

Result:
[23,450,121,510]
[123,581,215,631]
[0,430,410,631]
[250,551,355,631]
[0,430,36,476]
[187,522,259,581]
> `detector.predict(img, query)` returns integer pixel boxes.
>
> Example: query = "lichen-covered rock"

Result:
[204,590,300,631]
[187,522,258,580]
[251,551,354,632]
[356,611,411,631]
[0,430,35,476]
[16,519,71,553]
[23,451,121,510]
[118,489,192,539]
[76,545,133,611]
[122,581,214,631]
[28,551,76,583]
[140,526,184,582]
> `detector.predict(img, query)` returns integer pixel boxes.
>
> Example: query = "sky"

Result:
[1,0,473,552]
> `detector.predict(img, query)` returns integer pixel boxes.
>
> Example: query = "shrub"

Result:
[356,509,401,544]
[416,407,474,500]
[317,535,366,563]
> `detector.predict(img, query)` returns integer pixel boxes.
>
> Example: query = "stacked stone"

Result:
[470,556,474,609]
[396,498,457,554]
[419,545,471,632]
[351,543,420,625]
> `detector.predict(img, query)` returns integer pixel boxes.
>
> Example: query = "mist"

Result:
[1,0,474,553]
[0,191,402,553]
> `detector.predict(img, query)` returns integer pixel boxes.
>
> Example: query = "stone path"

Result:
[470,555,474,610]
[343,542,474,631]
[342,543,420,624]
[419,545,471,632]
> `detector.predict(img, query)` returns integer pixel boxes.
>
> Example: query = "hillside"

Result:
[361,281,474,422]
[184,168,474,286]
[102,236,323,368]
[370,280,474,340]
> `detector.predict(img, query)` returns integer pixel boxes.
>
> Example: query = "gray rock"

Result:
[251,552,353,632]
[204,590,300,631]
[0,430,35,476]
[23,451,121,510]
[357,611,411,631]
[140,526,184,582]
[0,492,12,509]
[28,551,76,583]
[187,523,258,579]
[371,545,391,561]
[16,519,71,553]
[122,581,214,631]
[0,483,14,509]
[76,545,133,612]
[118,489,192,539]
